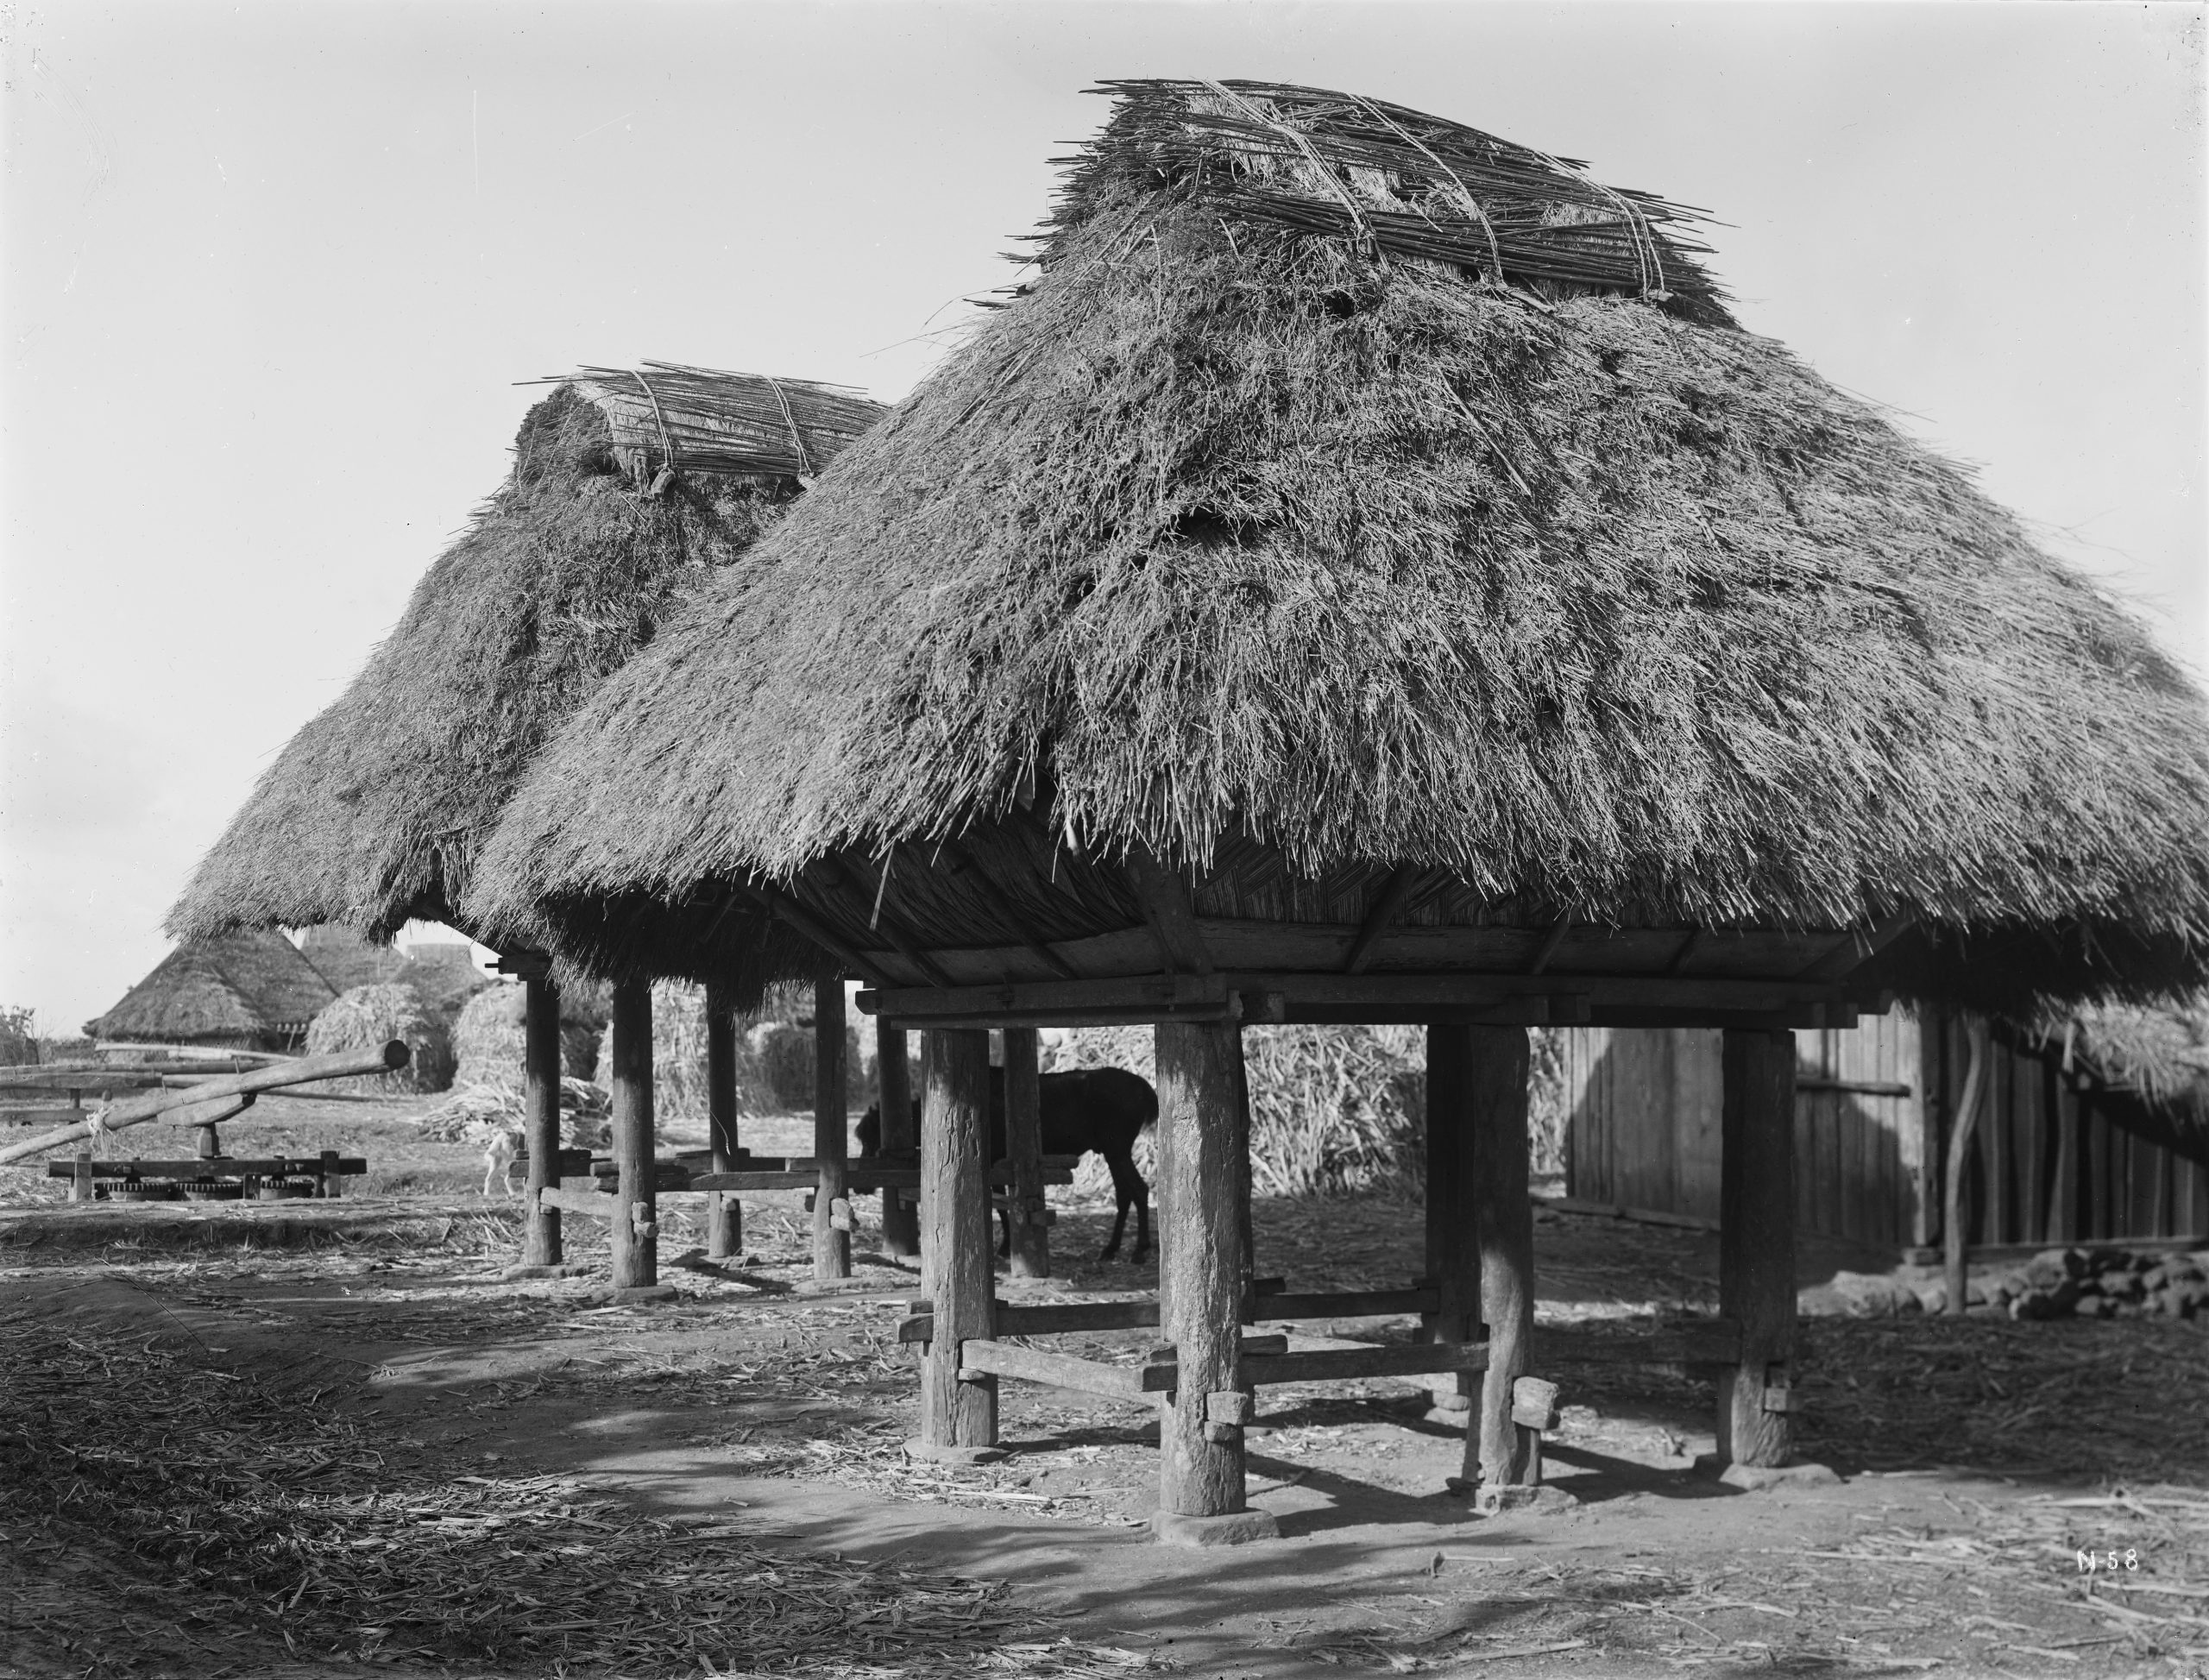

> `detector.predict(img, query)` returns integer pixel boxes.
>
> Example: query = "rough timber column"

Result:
[877,1019,919,1259]
[521,972,564,1268]
[1004,1027,1049,1278]
[1153,1020,1278,1545]
[813,978,851,1280]
[704,981,742,1261]
[609,979,657,1291]
[914,1028,998,1461]
[1470,1026,1540,1503]
[1719,1028,1797,1468]
[1423,1025,1478,1424]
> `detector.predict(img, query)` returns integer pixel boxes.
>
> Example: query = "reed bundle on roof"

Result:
[471,79,2209,1015]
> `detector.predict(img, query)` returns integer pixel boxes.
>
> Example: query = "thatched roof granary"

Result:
[168,365,885,998]
[87,929,339,1049]
[473,79,2209,1025]
[2053,995,2209,1164]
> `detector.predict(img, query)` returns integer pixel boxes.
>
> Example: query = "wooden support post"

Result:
[523,972,564,1267]
[1719,1029,1798,1469]
[193,1122,221,1160]
[1152,1020,1278,1545]
[914,1028,998,1461]
[71,1152,92,1202]
[813,978,850,1280]
[704,981,742,1260]
[1423,1024,1478,1418]
[877,1019,918,1258]
[610,979,657,1291]
[1469,1026,1539,1501]
[1004,1026,1048,1278]
[1942,1016,1989,1316]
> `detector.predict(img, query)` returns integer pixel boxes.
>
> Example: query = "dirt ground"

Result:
[3,1098,2206,1679]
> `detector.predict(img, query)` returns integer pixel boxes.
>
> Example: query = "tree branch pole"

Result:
[813,978,850,1280]
[609,981,657,1292]
[705,981,742,1260]
[876,1018,919,1258]
[522,974,563,1268]
[0,1042,409,1167]
[1943,1015,1991,1316]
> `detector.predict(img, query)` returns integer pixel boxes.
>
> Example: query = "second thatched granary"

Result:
[475,81,2209,1538]
[169,364,884,1266]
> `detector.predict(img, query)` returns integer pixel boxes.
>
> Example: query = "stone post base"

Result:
[1150,1508,1282,1547]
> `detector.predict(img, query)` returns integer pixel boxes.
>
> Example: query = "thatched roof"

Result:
[88,930,337,1047]
[168,368,886,992]
[473,79,2209,1016]
[2034,997,2209,1165]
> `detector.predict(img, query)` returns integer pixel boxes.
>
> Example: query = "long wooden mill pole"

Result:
[1004,1026,1049,1278]
[913,1028,998,1461]
[813,978,850,1280]
[1152,1019,1276,1544]
[1718,1028,1797,1467]
[1942,1015,1990,1316]
[522,972,563,1268]
[876,1018,919,1258]
[705,981,742,1260]
[609,980,657,1292]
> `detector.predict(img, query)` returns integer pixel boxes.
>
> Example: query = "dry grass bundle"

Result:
[303,983,453,1094]
[594,981,712,1122]
[418,1077,609,1147]
[450,980,601,1088]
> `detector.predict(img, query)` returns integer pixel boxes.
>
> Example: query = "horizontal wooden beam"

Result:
[1250,1287,1440,1321]
[1238,1340,1489,1386]
[954,1339,1173,1398]
[539,1186,619,1219]
[691,1163,1075,1194]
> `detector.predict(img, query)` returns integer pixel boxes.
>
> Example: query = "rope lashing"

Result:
[628,368,682,494]
[762,376,815,481]
[1352,95,1506,284]
[1202,79,1381,260]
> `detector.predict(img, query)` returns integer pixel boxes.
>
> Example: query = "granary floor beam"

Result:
[1470,1026,1556,1508]
[522,972,564,1268]
[1422,1025,1478,1424]
[813,978,851,1280]
[912,1028,1000,1463]
[1004,1027,1049,1278]
[876,1019,919,1258]
[704,981,742,1261]
[1719,1029,1799,1469]
[1153,1019,1279,1545]
[609,980,658,1293]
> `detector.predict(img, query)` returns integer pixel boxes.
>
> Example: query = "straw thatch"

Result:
[450,981,605,1088]
[304,984,456,1094]
[87,930,337,1049]
[475,79,2209,1013]
[167,369,884,1003]
[2042,995,2209,1163]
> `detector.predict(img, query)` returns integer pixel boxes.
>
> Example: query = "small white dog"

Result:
[476,1124,522,1198]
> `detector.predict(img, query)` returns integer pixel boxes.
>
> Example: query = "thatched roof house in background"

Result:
[86,929,340,1049]
[474,79,2209,1020]
[168,365,885,996]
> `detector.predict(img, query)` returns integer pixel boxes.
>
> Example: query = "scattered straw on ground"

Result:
[0,1307,1155,1677]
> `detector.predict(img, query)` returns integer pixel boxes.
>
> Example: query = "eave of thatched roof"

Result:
[88,930,337,1045]
[2021,996,2209,1164]
[167,370,885,977]
[471,79,2209,1014]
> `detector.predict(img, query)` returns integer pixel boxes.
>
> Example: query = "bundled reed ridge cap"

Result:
[549,362,887,483]
[1044,77,1732,324]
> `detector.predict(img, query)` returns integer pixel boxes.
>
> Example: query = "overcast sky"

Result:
[3,1,2203,1035]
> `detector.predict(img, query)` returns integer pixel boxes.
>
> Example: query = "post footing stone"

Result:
[602,1284,679,1305]
[1445,1478,1578,1515]
[500,1263,594,1280]
[1150,1508,1282,1547]
[903,1438,1007,1466]
[1719,1459,1841,1492]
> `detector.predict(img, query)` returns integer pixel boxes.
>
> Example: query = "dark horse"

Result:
[857,1066,1157,1262]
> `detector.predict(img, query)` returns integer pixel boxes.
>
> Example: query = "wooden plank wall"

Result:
[1563,1010,2209,1249]
[1923,1010,2209,1248]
